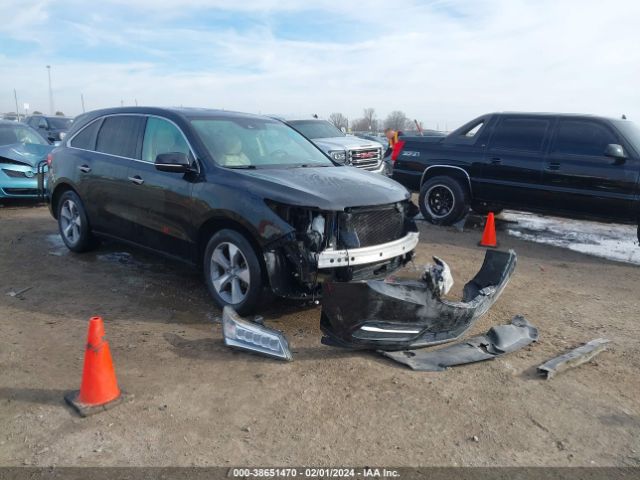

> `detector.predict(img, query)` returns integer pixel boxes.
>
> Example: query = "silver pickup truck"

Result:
[284,119,386,174]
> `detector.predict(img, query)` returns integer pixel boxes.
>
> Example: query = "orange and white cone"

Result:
[65,316,127,416]
[478,212,498,248]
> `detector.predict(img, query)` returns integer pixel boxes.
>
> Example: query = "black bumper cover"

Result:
[320,249,517,351]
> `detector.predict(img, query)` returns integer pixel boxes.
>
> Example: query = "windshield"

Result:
[191,117,333,168]
[47,117,73,129]
[614,119,640,153]
[0,124,48,146]
[288,120,345,139]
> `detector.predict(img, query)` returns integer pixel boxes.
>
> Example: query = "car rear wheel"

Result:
[419,176,469,225]
[57,190,96,253]
[204,229,264,315]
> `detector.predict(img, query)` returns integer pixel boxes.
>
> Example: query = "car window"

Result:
[0,124,48,146]
[95,115,145,159]
[462,121,484,137]
[553,120,618,156]
[70,119,102,150]
[191,117,332,168]
[142,117,191,163]
[288,120,345,139]
[38,117,48,129]
[48,117,72,129]
[490,118,549,152]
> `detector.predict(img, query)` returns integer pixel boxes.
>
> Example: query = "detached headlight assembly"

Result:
[330,151,347,162]
[222,306,293,361]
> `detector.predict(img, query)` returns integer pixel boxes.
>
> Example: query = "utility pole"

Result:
[81,93,85,113]
[13,89,20,121]
[46,65,54,115]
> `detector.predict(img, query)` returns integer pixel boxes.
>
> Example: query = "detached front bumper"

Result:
[320,249,517,351]
[317,231,419,269]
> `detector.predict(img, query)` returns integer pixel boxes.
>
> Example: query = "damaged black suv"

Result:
[47,107,419,313]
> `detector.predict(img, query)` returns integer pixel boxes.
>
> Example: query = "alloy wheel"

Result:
[210,242,251,304]
[60,199,82,246]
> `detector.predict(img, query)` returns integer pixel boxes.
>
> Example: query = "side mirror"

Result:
[155,152,191,173]
[604,144,626,160]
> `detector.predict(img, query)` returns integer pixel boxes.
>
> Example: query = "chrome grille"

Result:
[348,147,381,171]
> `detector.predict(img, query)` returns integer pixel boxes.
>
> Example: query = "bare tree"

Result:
[384,110,410,131]
[55,111,65,116]
[328,112,349,131]
[362,108,378,131]
[350,118,370,132]
[33,110,43,115]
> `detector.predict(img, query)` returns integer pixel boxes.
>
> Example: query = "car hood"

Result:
[0,143,53,167]
[233,166,409,210]
[313,136,383,151]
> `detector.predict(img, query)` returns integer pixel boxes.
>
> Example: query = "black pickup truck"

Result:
[391,112,640,231]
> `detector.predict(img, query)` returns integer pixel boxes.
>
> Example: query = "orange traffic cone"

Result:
[65,317,126,417]
[478,212,498,248]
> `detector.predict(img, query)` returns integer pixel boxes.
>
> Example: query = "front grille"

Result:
[348,147,381,171]
[339,205,405,248]
[2,188,38,196]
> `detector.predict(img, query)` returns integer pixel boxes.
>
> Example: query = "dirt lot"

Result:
[1,204,639,467]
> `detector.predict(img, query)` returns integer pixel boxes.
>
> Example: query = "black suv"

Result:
[25,115,73,143]
[391,112,640,229]
[47,107,419,313]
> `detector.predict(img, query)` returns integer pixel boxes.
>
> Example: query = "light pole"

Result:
[46,65,54,115]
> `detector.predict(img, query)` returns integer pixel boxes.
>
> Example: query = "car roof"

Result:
[75,106,270,122]
[491,112,621,122]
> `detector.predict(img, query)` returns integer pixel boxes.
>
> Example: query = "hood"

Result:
[0,143,53,167]
[313,136,383,151]
[233,165,409,210]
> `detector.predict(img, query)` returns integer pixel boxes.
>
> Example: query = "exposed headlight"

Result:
[330,151,347,162]
[222,306,292,361]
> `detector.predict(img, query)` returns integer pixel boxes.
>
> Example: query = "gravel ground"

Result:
[1,204,639,467]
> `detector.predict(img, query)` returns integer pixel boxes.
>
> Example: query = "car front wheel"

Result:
[419,176,469,225]
[57,190,96,252]
[204,229,264,315]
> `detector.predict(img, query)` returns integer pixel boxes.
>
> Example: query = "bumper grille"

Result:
[348,147,381,170]
[339,205,405,248]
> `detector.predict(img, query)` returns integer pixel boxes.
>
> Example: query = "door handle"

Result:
[78,165,91,173]
[490,157,502,165]
[128,175,144,185]
[546,162,560,171]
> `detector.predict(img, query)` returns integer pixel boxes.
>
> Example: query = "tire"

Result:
[203,229,264,315]
[419,176,469,225]
[57,190,96,253]
[472,203,504,216]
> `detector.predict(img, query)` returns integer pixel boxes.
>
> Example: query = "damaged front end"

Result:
[320,249,517,351]
[262,200,419,300]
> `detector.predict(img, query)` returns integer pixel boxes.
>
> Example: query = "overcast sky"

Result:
[1,0,638,130]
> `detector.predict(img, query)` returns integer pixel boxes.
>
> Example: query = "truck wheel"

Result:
[57,190,97,253]
[419,176,469,226]
[204,229,264,315]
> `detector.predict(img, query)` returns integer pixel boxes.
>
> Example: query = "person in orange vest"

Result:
[384,128,403,158]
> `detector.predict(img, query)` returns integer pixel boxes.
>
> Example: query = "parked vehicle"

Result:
[47,107,419,313]
[284,119,387,174]
[0,120,52,199]
[391,112,640,232]
[25,115,73,143]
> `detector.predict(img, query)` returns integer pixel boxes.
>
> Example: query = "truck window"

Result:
[552,120,618,157]
[490,118,549,152]
[95,115,145,159]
